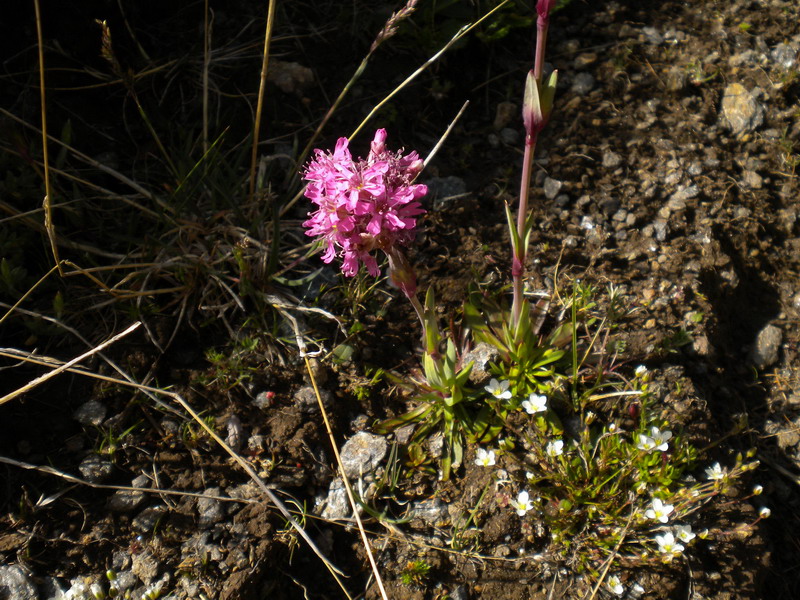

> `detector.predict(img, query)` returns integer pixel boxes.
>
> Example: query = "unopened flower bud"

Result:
[752,484,763,495]
[759,507,771,519]
[90,583,105,600]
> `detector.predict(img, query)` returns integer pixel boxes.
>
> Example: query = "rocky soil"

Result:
[2,0,800,599]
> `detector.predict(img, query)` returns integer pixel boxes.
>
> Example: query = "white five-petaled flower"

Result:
[522,393,548,414]
[650,426,672,451]
[637,426,672,452]
[674,524,696,543]
[546,439,564,458]
[759,506,771,519]
[705,462,726,481]
[654,531,684,557]
[645,498,674,523]
[474,448,496,467]
[510,490,535,516]
[636,433,657,452]
[485,378,513,400]
[607,574,625,596]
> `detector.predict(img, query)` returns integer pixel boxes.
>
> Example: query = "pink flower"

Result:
[303,129,426,280]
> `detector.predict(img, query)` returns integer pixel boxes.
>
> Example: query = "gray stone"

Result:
[743,170,763,189]
[749,324,782,368]
[407,498,450,526]
[652,220,668,242]
[450,585,469,600]
[132,505,168,533]
[666,66,687,92]
[721,83,764,135]
[225,415,244,453]
[500,128,519,146]
[73,400,106,426]
[493,101,517,130]
[109,474,149,512]
[197,487,225,528]
[110,570,137,595]
[295,385,332,412]
[131,551,160,585]
[570,72,595,96]
[543,177,562,200]
[78,454,113,483]
[602,149,622,168]
[670,184,699,203]
[320,478,350,520]
[771,43,797,69]
[339,432,387,478]
[253,390,275,410]
[425,176,468,211]
[0,565,38,600]
[462,342,501,384]
[39,576,66,600]
[642,27,663,45]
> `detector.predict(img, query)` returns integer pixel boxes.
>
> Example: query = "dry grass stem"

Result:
[248,0,277,203]
[304,355,390,600]
[0,321,142,408]
[32,0,61,273]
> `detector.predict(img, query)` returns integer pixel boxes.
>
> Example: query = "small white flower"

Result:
[752,484,763,495]
[636,433,656,452]
[522,393,548,414]
[635,365,648,377]
[510,490,534,516]
[606,574,624,596]
[637,427,671,452]
[485,378,513,399]
[759,506,771,519]
[650,426,672,452]
[645,498,674,523]
[655,531,684,557]
[474,448,496,467]
[525,471,535,481]
[674,524,696,543]
[705,462,726,481]
[546,439,564,458]
[608,423,618,433]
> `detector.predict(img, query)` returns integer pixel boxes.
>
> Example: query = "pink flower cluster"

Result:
[302,129,427,277]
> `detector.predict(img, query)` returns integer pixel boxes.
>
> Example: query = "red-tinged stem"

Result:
[511,4,550,329]
[534,19,549,82]
[511,130,538,326]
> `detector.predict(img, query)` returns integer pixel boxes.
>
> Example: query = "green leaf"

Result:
[423,352,444,389]
[374,402,433,433]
